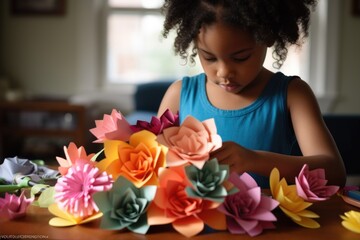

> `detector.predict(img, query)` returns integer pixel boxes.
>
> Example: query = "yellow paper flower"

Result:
[341,210,360,234]
[48,203,103,227]
[270,168,320,228]
[97,130,167,187]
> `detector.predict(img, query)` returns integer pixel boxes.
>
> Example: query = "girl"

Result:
[157,0,346,187]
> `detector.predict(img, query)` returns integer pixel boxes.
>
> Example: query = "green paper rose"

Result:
[93,176,156,234]
[185,158,229,202]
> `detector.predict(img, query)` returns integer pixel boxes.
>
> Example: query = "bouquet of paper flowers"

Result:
[2,109,359,237]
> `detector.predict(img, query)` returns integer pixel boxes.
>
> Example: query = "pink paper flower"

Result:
[56,142,95,176]
[295,164,340,202]
[131,109,179,135]
[54,162,113,219]
[90,109,133,143]
[218,172,279,236]
[0,191,34,220]
[147,166,226,238]
[157,116,222,169]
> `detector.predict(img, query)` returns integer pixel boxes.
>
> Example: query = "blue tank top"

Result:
[179,72,296,187]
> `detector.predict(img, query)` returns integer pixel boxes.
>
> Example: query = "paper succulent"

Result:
[270,167,320,228]
[0,191,34,220]
[157,116,222,169]
[93,176,157,234]
[295,164,339,202]
[147,166,226,237]
[56,142,95,176]
[130,109,179,135]
[218,172,279,236]
[185,158,229,202]
[96,130,167,187]
[90,109,133,143]
[340,210,360,234]
[54,162,113,219]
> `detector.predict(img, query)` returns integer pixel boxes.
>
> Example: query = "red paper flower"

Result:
[0,191,34,220]
[90,109,133,143]
[131,109,179,135]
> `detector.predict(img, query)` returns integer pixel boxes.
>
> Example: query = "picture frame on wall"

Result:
[11,0,66,16]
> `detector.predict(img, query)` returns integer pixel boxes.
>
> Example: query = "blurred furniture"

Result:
[0,100,87,163]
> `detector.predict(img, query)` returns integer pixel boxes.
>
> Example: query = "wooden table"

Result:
[0,194,359,240]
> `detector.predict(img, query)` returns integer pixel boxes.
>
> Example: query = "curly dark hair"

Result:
[161,0,317,68]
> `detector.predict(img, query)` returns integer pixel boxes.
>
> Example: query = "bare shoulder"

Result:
[287,77,319,111]
[157,79,182,116]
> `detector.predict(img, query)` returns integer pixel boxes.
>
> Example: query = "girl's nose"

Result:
[216,62,233,80]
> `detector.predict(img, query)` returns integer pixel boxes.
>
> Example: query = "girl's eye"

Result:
[204,57,216,62]
[233,55,251,62]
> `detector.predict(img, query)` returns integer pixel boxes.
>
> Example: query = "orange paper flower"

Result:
[97,130,167,187]
[147,166,226,237]
[157,116,222,169]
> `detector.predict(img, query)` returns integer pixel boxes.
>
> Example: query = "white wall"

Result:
[0,0,359,113]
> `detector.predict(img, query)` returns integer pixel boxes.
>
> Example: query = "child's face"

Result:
[196,22,268,94]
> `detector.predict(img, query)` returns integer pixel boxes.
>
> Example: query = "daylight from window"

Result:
[106,0,309,84]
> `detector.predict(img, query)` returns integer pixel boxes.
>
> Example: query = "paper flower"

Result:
[90,109,133,143]
[340,210,360,234]
[0,191,34,220]
[54,162,113,219]
[93,176,157,234]
[218,172,279,236]
[97,130,167,187]
[157,116,222,169]
[0,157,59,187]
[48,203,103,227]
[147,166,226,237]
[131,109,179,135]
[56,142,96,176]
[185,158,229,202]
[270,167,320,228]
[295,164,339,202]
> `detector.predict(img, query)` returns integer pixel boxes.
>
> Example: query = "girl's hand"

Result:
[210,141,253,174]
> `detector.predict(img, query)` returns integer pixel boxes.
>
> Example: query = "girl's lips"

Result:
[219,84,240,92]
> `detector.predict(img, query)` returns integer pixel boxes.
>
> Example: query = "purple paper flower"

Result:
[218,172,279,237]
[0,191,34,220]
[54,162,113,218]
[130,109,179,135]
[295,164,339,202]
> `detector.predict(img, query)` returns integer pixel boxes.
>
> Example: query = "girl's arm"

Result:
[212,78,346,187]
[157,80,182,117]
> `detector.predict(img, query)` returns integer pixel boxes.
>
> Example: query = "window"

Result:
[104,0,201,85]
[102,1,339,111]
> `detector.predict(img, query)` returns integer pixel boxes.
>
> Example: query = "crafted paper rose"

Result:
[185,158,229,202]
[0,191,34,220]
[295,164,339,202]
[157,116,222,169]
[90,109,133,143]
[147,166,226,237]
[270,168,320,228]
[56,142,95,176]
[97,130,167,187]
[54,162,113,219]
[218,172,279,236]
[93,176,157,234]
[340,210,360,234]
[131,109,179,135]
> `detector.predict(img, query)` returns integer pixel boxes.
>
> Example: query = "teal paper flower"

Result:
[93,176,157,234]
[185,158,229,202]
